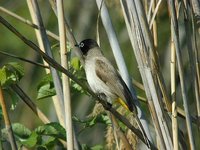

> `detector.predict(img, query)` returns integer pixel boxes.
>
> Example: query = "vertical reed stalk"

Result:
[56,0,73,149]
[96,0,152,143]
[183,0,200,134]
[26,0,65,126]
[170,23,178,150]
[191,5,200,130]
[152,0,158,48]
[120,0,173,149]
[168,0,195,149]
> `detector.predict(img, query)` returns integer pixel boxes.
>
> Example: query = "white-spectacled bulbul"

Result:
[77,39,136,111]
[76,39,150,148]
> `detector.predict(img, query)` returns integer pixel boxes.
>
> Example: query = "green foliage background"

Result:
[0,0,198,149]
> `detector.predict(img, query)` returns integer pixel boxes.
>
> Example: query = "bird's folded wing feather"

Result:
[95,59,135,111]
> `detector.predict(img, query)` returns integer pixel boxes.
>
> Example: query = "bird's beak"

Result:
[75,44,79,47]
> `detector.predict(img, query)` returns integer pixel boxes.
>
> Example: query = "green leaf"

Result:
[0,66,17,86]
[70,67,86,94]
[21,131,39,148]
[81,144,104,150]
[6,89,19,110]
[6,62,25,80]
[35,122,66,140]
[11,123,65,148]
[71,79,86,94]
[40,136,56,148]
[69,55,86,94]
[37,74,56,100]
[86,114,111,127]
[91,145,104,150]
[12,123,31,139]
[71,57,81,70]
[12,123,38,148]
[0,62,24,87]
[81,144,91,150]
[73,114,111,129]
[51,42,60,49]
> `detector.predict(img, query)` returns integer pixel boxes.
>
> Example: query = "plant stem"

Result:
[109,112,132,150]
[96,0,152,143]
[170,22,178,150]
[56,0,73,149]
[0,50,49,69]
[0,85,17,150]
[168,0,195,149]
[11,84,50,124]
[27,0,65,127]
[120,1,172,149]
[0,6,59,41]
[10,84,68,147]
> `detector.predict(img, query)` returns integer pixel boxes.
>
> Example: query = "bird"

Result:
[76,39,137,112]
[76,39,151,148]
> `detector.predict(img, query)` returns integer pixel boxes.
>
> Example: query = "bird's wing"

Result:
[117,74,137,112]
[95,59,136,112]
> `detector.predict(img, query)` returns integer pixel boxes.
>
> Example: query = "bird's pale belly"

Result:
[85,65,115,103]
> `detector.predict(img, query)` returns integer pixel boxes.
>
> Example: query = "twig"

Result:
[96,0,104,45]
[149,0,162,30]
[152,0,158,48]
[0,6,59,41]
[136,93,199,126]
[132,79,145,91]
[0,85,17,150]
[11,84,50,124]
[0,50,49,69]
[109,112,132,150]
[147,0,154,22]
[132,78,199,126]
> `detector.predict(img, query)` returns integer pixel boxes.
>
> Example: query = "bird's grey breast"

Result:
[85,57,114,99]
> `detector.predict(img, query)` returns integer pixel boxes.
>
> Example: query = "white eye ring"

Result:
[80,42,84,47]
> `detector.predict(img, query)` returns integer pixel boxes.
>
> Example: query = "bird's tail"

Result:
[134,114,151,149]
[116,97,153,149]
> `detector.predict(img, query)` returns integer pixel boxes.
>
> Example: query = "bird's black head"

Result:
[76,39,99,56]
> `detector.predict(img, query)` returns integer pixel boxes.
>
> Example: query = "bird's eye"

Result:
[80,42,84,48]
